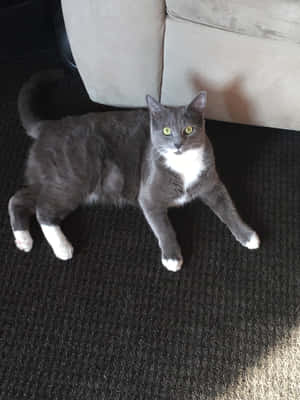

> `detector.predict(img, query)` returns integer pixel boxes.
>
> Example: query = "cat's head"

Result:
[146,92,207,156]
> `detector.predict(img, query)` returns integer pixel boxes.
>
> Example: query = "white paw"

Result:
[162,258,183,272]
[14,230,33,252]
[40,224,73,261]
[53,241,74,260]
[244,232,260,250]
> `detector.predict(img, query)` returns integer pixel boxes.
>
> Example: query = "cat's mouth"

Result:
[174,149,183,155]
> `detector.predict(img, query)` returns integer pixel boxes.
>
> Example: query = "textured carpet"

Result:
[1,50,300,400]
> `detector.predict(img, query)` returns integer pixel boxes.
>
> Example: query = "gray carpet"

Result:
[1,50,300,400]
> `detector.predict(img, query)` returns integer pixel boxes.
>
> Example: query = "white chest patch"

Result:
[164,147,206,190]
[174,194,189,206]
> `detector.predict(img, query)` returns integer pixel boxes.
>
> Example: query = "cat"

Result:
[9,70,260,272]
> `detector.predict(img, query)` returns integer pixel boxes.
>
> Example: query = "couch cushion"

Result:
[166,0,300,43]
[62,0,166,107]
[161,17,300,130]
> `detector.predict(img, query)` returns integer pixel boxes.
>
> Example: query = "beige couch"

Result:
[62,0,300,131]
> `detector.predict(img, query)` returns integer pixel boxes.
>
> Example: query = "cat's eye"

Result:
[163,127,171,136]
[184,126,194,135]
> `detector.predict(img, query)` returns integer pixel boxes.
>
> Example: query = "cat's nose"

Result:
[174,142,182,150]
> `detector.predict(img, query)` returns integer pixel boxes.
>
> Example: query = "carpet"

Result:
[0,50,300,400]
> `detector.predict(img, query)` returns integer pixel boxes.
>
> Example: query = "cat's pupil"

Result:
[163,127,171,136]
[184,126,193,135]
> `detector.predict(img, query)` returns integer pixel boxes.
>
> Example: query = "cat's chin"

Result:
[163,149,184,156]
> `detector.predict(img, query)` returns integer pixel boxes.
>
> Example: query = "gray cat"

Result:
[9,70,260,272]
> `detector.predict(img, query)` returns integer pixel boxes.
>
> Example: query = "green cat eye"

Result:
[184,126,194,135]
[163,127,171,136]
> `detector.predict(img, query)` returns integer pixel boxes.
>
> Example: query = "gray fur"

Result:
[18,69,64,135]
[9,70,259,270]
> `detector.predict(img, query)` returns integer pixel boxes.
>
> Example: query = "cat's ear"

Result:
[146,95,165,115]
[186,91,207,113]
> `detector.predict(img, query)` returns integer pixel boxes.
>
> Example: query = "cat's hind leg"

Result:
[8,188,36,252]
[36,190,81,261]
[39,224,73,261]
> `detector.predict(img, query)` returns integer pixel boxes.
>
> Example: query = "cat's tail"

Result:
[18,69,64,138]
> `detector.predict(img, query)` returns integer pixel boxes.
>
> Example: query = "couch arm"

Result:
[62,0,166,107]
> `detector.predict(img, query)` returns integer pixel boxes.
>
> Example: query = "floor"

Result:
[0,48,300,400]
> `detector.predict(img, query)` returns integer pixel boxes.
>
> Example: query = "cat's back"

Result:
[31,109,149,162]
[27,109,149,203]
[34,108,149,141]
[90,109,149,143]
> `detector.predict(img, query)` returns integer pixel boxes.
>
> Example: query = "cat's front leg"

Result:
[139,199,183,271]
[199,181,260,250]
